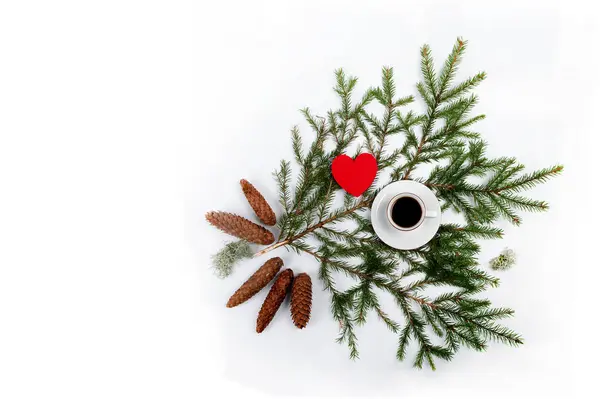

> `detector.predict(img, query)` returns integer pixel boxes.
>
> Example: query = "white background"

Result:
[1,0,599,398]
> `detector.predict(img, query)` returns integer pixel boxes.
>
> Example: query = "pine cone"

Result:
[256,269,294,333]
[240,179,276,226]
[290,273,312,329]
[206,211,274,245]
[226,257,283,307]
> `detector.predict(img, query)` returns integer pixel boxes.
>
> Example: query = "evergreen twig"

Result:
[241,38,560,369]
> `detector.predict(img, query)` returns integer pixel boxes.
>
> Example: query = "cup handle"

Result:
[425,210,437,218]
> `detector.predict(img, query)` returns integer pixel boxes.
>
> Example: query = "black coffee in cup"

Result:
[390,196,423,229]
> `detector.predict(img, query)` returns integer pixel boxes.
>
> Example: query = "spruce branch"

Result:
[233,38,560,369]
[253,198,372,258]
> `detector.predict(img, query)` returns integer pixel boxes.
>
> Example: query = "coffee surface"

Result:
[391,196,423,228]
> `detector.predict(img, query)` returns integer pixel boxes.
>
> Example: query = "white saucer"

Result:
[371,181,442,250]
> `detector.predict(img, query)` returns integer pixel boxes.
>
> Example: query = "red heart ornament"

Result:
[331,153,378,197]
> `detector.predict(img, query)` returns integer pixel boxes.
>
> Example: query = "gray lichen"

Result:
[211,240,254,278]
[489,248,517,271]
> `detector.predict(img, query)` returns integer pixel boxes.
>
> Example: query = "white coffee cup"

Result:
[386,192,438,231]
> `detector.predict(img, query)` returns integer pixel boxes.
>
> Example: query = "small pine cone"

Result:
[240,179,276,226]
[206,211,274,245]
[226,257,283,308]
[256,269,294,333]
[290,273,312,329]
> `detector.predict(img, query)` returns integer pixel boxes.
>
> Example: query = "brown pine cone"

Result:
[226,257,283,308]
[290,273,312,329]
[256,269,294,333]
[240,179,276,226]
[206,211,274,245]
